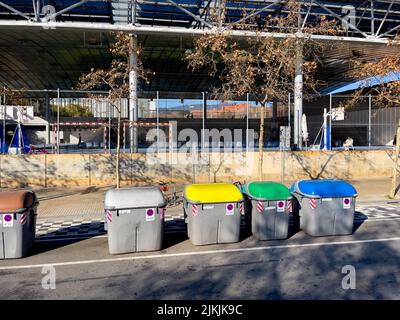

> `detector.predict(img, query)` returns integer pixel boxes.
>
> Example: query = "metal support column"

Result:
[131,0,137,25]
[369,94,372,149]
[129,34,138,153]
[294,42,303,149]
[371,0,375,35]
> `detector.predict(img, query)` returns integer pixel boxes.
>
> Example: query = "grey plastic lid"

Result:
[104,187,166,210]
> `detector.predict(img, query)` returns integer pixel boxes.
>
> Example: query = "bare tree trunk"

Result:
[258,104,265,181]
[116,112,121,189]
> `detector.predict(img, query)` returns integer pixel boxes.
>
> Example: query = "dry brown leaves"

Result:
[346,37,400,107]
[185,0,341,105]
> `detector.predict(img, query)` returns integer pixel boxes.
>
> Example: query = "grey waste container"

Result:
[242,181,292,240]
[104,187,166,254]
[183,183,243,246]
[0,190,38,259]
[290,179,358,236]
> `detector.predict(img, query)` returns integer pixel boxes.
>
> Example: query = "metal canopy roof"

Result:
[0,1,399,37]
[320,70,400,95]
[0,28,112,90]
[0,1,398,95]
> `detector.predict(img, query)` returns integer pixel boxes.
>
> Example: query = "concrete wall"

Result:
[0,150,396,188]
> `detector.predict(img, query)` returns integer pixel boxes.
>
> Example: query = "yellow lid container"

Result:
[184,183,243,204]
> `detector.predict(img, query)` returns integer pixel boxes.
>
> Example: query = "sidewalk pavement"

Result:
[1,177,399,222]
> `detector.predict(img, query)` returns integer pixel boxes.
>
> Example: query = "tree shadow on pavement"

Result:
[128,225,400,300]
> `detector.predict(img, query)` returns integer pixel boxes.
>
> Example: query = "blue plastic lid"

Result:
[290,179,357,198]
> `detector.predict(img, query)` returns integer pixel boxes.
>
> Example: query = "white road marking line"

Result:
[1,237,400,271]
[363,217,400,222]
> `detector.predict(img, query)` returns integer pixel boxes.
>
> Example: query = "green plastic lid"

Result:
[245,181,292,201]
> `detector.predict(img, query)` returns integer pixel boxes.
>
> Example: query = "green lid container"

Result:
[244,181,292,201]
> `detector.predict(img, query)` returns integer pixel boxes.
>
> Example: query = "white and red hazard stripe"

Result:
[20,213,27,225]
[287,200,292,213]
[52,122,106,126]
[192,204,198,216]
[310,198,317,209]
[54,123,58,152]
[239,202,244,215]
[257,201,263,213]
[160,208,166,219]
[106,210,112,223]
[123,121,170,127]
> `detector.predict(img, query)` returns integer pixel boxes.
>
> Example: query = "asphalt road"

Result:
[0,205,399,300]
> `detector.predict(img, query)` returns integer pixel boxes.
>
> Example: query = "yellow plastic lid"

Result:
[184,183,243,204]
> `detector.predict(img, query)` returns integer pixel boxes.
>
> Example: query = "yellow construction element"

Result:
[184,183,243,204]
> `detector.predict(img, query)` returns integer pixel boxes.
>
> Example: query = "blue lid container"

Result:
[290,179,358,198]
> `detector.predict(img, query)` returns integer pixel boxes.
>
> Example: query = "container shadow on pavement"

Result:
[353,211,368,233]
[163,219,189,249]
[31,219,189,255]
[29,222,107,255]
[27,211,367,256]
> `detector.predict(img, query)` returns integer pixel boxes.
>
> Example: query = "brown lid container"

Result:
[0,190,36,213]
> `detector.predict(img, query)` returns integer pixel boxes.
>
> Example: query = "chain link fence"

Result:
[1,89,399,154]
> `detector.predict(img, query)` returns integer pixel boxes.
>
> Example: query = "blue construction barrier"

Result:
[10,125,30,153]
[321,124,331,150]
[0,124,6,154]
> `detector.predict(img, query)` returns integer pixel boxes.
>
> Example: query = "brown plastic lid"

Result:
[0,190,36,213]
